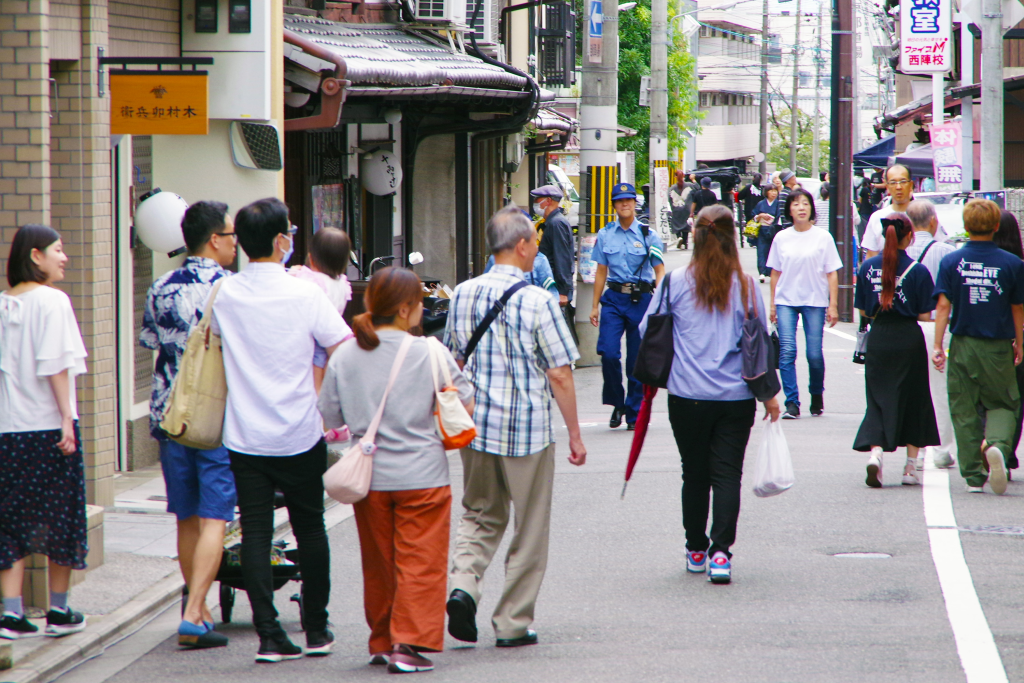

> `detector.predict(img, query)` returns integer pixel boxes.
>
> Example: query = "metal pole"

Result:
[932,73,944,126]
[790,0,802,172]
[758,0,769,175]
[812,7,823,178]
[980,0,1003,191]
[829,0,854,321]
[961,18,974,191]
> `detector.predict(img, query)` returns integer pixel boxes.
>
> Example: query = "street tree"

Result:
[767,103,829,176]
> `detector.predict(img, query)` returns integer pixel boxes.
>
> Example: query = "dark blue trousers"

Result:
[597,289,652,422]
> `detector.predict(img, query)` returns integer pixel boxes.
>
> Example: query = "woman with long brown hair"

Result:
[639,205,779,586]
[852,213,939,487]
[318,266,473,674]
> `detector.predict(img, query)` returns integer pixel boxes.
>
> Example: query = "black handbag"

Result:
[633,271,674,388]
[740,276,782,401]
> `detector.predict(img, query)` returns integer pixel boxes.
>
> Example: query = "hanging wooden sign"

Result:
[110,73,208,135]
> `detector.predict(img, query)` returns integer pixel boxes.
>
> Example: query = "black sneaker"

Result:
[255,632,304,663]
[305,629,334,657]
[782,402,800,419]
[0,613,40,639]
[45,607,86,637]
[179,628,229,649]
[387,644,434,673]
[810,394,823,416]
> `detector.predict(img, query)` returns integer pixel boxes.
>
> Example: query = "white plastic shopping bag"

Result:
[752,420,795,498]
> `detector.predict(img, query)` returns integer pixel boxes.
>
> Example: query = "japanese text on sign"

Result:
[930,121,962,192]
[900,0,952,74]
[110,73,209,136]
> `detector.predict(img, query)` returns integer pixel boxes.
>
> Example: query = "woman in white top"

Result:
[767,189,844,420]
[0,225,89,640]
[318,267,473,674]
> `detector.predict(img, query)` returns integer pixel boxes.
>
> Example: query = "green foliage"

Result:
[615,0,701,185]
[766,104,829,176]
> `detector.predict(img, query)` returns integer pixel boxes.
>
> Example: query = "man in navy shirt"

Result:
[933,199,1024,495]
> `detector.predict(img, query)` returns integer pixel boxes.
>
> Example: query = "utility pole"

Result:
[960,16,974,191]
[758,0,769,175]
[812,7,823,178]
[789,0,802,172]
[649,0,668,220]
[829,0,853,320]
[980,0,1003,191]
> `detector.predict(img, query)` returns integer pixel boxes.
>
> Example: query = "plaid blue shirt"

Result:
[444,264,579,457]
[139,257,228,439]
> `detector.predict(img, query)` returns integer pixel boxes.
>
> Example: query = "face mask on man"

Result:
[533,201,545,216]
[280,233,294,266]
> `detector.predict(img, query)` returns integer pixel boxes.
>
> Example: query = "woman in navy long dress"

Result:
[852,213,940,488]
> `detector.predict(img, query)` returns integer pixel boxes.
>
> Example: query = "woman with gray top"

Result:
[318,267,474,674]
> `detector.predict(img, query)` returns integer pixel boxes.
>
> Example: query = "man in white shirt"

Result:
[905,199,957,470]
[862,164,914,257]
[209,197,351,663]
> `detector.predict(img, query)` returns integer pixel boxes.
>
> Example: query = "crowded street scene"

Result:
[2,0,1024,681]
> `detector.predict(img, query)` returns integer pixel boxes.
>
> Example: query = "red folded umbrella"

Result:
[622,385,658,498]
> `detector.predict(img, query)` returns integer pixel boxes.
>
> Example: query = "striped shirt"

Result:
[906,230,956,284]
[444,264,579,457]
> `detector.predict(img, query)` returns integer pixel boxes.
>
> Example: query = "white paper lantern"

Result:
[360,151,403,196]
[134,191,188,254]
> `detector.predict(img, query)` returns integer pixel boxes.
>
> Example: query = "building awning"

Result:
[875,91,956,132]
[949,73,1024,99]
[284,16,531,93]
[894,143,935,178]
[853,135,896,170]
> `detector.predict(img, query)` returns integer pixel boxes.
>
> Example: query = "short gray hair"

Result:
[486,204,535,254]
[906,199,937,230]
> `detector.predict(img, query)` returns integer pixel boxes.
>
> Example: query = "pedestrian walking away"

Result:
[640,205,780,585]
[668,169,696,249]
[690,177,718,220]
[933,199,1024,495]
[993,209,1024,474]
[752,184,780,282]
[318,267,474,674]
[0,224,89,640]
[814,184,830,231]
[589,182,666,430]
[444,204,586,649]
[852,212,940,488]
[207,197,352,662]
[767,188,843,419]
[139,201,238,649]
[905,200,957,471]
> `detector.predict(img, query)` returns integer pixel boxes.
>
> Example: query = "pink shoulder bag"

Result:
[323,334,413,504]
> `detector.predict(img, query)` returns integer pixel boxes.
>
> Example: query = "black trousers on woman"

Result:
[229,440,330,638]
[668,395,756,558]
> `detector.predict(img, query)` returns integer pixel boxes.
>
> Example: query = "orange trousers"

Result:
[353,485,452,654]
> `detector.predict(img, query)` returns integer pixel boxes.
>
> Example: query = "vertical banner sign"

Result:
[931,120,963,192]
[588,0,603,64]
[899,0,953,73]
[651,161,670,239]
[110,73,209,135]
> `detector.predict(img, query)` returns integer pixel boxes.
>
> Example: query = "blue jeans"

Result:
[776,305,826,407]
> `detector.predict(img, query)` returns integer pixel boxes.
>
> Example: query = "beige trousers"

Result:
[449,443,555,640]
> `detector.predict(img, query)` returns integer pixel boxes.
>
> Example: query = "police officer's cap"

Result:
[530,184,563,199]
[611,183,637,201]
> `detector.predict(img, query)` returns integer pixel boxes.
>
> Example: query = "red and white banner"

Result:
[930,120,962,192]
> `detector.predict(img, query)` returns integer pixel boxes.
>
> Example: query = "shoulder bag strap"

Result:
[895,260,917,289]
[200,277,227,348]
[427,337,455,389]
[632,228,652,283]
[655,270,672,314]
[464,279,529,360]
[361,334,414,445]
[917,240,936,264]
[742,275,758,320]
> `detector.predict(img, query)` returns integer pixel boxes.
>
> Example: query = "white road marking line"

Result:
[923,454,1009,682]
[823,327,858,342]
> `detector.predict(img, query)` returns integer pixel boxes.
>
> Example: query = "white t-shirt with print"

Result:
[766,226,844,307]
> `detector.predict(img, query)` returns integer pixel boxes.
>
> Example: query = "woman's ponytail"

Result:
[351,312,379,350]
[353,266,423,350]
[879,213,912,311]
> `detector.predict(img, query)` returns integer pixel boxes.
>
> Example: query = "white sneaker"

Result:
[902,470,920,486]
[866,448,883,488]
[985,446,1008,495]
[966,485,984,493]
[933,450,955,469]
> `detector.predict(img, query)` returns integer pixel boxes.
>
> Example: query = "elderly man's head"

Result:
[906,199,939,235]
[487,204,538,268]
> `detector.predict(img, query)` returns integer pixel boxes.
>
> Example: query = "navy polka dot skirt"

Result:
[0,423,89,571]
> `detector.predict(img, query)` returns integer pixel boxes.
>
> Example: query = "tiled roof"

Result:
[284,16,530,91]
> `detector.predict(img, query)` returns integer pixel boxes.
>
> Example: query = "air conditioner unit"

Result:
[414,0,466,25]
[465,0,499,44]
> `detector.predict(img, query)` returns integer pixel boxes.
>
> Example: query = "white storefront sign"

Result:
[899,0,952,74]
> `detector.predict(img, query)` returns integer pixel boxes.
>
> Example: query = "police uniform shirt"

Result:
[593,219,665,284]
[855,251,936,319]
[933,241,1024,339]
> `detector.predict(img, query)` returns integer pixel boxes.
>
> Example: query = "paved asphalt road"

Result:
[59,240,1024,683]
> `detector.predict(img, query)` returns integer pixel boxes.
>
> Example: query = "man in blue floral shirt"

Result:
[139,200,237,649]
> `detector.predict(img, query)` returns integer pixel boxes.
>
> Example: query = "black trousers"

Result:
[668,395,756,558]
[229,440,330,638]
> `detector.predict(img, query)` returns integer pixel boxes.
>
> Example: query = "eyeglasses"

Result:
[886,179,912,187]
[213,232,237,241]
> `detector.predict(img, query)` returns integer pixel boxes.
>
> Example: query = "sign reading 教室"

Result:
[899,0,952,73]
[110,73,208,135]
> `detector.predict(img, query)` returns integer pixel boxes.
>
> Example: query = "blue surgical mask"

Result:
[280,234,294,265]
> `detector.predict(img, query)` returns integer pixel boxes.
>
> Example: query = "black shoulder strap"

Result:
[463,280,529,360]
[655,270,672,314]
[917,240,936,264]
[632,229,651,283]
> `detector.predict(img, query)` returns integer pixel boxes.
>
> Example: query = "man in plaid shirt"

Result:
[443,204,587,649]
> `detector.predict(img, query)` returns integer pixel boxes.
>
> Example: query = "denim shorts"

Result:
[159,440,237,521]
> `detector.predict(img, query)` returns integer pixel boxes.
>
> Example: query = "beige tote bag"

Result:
[426,337,476,450]
[160,279,228,451]
[323,334,413,504]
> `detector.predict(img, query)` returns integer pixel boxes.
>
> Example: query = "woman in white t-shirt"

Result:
[766,189,844,420]
[0,225,89,640]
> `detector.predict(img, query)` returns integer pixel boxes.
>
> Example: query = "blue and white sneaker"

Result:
[707,552,732,584]
[685,550,707,573]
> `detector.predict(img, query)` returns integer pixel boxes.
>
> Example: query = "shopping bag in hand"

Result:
[752,420,795,498]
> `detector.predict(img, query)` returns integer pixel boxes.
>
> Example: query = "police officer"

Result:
[589,182,666,430]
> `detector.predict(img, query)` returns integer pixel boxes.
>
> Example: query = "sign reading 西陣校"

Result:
[110,73,208,135]
[899,0,952,74]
